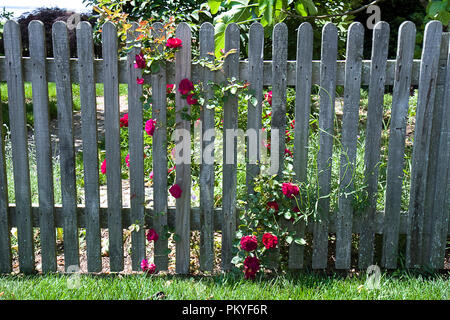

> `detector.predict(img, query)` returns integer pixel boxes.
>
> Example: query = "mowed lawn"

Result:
[0,271,448,300]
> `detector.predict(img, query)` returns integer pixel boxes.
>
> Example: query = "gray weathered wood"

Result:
[221,23,240,271]
[53,21,79,271]
[312,22,338,269]
[103,21,123,272]
[335,22,364,270]
[382,21,416,269]
[29,20,57,273]
[4,20,34,274]
[359,21,390,269]
[422,31,449,268]
[290,22,313,270]
[0,47,11,274]
[246,22,264,194]
[127,22,145,271]
[175,22,192,274]
[199,22,215,272]
[77,21,102,273]
[151,22,169,271]
[406,21,442,268]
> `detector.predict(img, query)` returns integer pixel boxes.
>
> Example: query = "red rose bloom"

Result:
[146,228,159,242]
[186,94,198,105]
[145,119,156,136]
[119,113,128,127]
[166,84,175,93]
[267,201,279,212]
[136,77,144,85]
[178,78,194,95]
[169,184,183,199]
[134,53,146,69]
[243,256,260,280]
[262,233,278,249]
[166,37,183,48]
[282,182,299,199]
[264,91,272,106]
[101,159,106,174]
[284,148,293,157]
[240,235,258,252]
[141,259,156,274]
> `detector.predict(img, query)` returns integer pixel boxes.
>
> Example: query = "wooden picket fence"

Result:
[0,19,449,275]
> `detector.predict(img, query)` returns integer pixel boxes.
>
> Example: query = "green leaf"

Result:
[284,211,292,220]
[286,235,293,244]
[294,237,307,245]
[208,0,222,15]
[231,255,242,265]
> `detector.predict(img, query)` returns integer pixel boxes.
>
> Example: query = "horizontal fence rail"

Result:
[0,19,449,274]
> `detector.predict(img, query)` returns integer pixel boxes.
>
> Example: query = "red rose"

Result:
[186,94,198,105]
[101,159,106,174]
[282,182,299,199]
[146,228,159,242]
[240,235,258,252]
[178,78,194,95]
[264,91,272,106]
[141,259,156,274]
[134,53,146,69]
[243,256,260,280]
[284,148,292,157]
[262,233,278,249]
[120,113,129,127]
[136,77,144,85]
[169,184,183,199]
[166,37,183,48]
[267,201,279,212]
[166,84,175,93]
[145,119,156,136]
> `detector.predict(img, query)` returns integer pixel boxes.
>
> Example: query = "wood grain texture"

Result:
[335,22,364,270]
[382,21,416,269]
[29,20,56,273]
[359,21,390,269]
[127,22,144,271]
[103,21,123,272]
[406,21,442,268]
[174,22,192,274]
[312,22,338,270]
[78,21,102,273]
[4,20,34,274]
[290,22,313,270]
[199,22,215,272]
[222,23,239,271]
[151,22,169,271]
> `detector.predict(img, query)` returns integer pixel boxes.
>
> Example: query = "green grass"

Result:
[0,271,447,300]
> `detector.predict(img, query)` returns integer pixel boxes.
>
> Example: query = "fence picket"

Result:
[175,22,192,274]
[222,23,240,271]
[29,20,56,273]
[406,21,442,268]
[103,22,123,273]
[422,31,449,268]
[127,22,145,271]
[4,20,34,273]
[290,22,313,270]
[335,22,364,270]
[359,21,390,269]
[77,21,102,273]
[199,22,215,271]
[312,22,338,269]
[151,22,169,271]
[52,21,79,271]
[0,49,11,274]
[246,22,264,195]
[382,21,416,269]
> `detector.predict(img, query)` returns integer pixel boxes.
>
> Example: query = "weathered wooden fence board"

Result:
[382,21,416,269]
[222,23,240,271]
[175,22,192,274]
[312,22,338,270]
[29,20,57,273]
[151,22,169,271]
[4,20,34,274]
[335,22,364,270]
[199,22,215,272]
[127,22,145,272]
[406,21,442,268]
[290,22,313,270]
[359,21,390,269]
